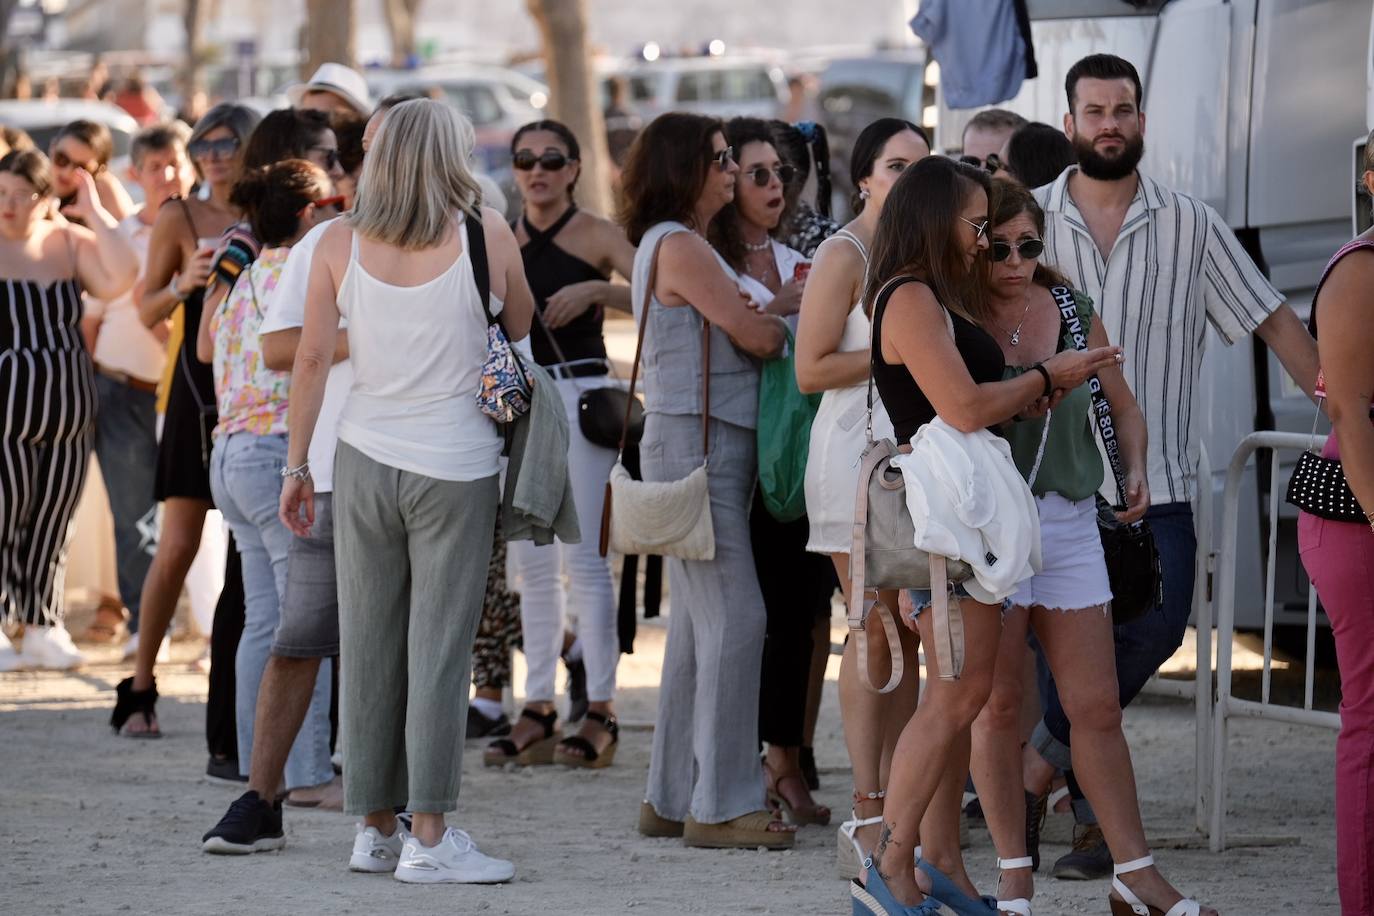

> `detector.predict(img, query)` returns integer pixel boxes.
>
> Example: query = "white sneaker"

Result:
[0,629,22,672]
[18,625,85,670]
[393,827,515,885]
[349,820,412,873]
[122,631,171,663]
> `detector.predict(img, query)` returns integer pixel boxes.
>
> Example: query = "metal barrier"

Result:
[1139,443,1214,837]
[1208,431,1340,852]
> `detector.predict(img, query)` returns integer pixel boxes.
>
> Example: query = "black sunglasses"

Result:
[959,152,1003,174]
[743,164,797,187]
[51,150,99,173]
[711,146,735,172]
[991,238,1045,262]
[308,146,340,170]
[513,149,574,172]
[189,136,241,160]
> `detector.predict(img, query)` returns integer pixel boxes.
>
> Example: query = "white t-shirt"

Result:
[86,212,165,383]
[259,219,352,494]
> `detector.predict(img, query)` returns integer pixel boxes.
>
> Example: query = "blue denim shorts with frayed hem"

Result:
[905,584,1013,622]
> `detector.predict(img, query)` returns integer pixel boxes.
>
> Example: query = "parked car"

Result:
[0,99,138,160]
[366,63,549,214]
[603,55,788,121]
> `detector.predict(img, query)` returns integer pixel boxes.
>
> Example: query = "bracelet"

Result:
[168,276,189,303]
[1031,363,1053,399]
[280,462,311,482]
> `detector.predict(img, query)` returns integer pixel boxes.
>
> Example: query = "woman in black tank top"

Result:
[854,157,1123,915]
[113,103,260,740]
[490,120,637,771]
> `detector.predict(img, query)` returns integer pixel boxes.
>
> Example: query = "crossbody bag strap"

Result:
[467,210,493,324]
[1051,285,1126,506]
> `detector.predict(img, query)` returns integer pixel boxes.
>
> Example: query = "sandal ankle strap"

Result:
[519,706,558,735]
[997,856,1034,870]
[585,710,618,735]
[1113,854,1154,877]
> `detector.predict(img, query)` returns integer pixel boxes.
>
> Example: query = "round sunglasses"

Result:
[51,150,100,173]
[513,149,575,172]
[990,238,1045,262]
[742,164,797,187]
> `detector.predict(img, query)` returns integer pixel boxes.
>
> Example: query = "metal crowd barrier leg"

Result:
[1208,431,1342,853]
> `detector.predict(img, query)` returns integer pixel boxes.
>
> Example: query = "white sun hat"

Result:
[287,62,372,116]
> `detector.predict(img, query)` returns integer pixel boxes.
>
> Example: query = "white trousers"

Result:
[507,374,620,704]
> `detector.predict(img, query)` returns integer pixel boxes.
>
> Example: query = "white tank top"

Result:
[335,215,503,481]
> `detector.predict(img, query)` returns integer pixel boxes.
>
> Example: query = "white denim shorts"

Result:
[1010,492,1114,612]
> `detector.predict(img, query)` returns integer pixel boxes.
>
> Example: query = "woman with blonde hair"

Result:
[280,99,534,883]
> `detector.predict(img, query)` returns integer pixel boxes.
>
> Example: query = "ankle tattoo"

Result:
[872,822,901,879]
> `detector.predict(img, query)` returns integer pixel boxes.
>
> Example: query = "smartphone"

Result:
[793,261,812,284]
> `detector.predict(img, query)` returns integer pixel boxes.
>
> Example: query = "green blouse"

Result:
[1002,291,1105,502]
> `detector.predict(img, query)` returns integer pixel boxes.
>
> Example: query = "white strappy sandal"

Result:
[994,856,1034,916]
[838,809,886,878]
[1109,855,1203,916]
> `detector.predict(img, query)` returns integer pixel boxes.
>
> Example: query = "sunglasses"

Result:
[51,150,98,173]
[959,216,990,240]
[742,164,797,187]
[310,194,346,211]
[513,149,574,172]
[990,238,1045,262]
[710,146,735,172]
[308,146,341,170]
[188,136,241,161]
[959,153,1003,174]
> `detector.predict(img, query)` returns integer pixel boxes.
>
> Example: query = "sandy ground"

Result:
[0,600,1340,916]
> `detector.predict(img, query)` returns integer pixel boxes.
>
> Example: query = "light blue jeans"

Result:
[210,432,333,790]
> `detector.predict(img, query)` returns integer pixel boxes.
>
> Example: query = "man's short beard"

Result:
[1074,133,1144,181]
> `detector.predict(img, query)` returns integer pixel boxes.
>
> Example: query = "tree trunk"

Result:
[0,0,24,99]
[383,0,424,68]
[180,0,207,101]
[303,0,357,76]
[525,0,612,217]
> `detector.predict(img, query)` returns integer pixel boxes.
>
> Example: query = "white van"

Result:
[933,0,1372,630]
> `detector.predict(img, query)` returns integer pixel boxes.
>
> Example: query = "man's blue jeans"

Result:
[93,373,160,634]
[1031,502,1197,821]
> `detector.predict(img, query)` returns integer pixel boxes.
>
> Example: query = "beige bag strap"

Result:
[847,442,904,695]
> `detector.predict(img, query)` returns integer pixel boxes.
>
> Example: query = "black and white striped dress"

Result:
[0,275,97,627]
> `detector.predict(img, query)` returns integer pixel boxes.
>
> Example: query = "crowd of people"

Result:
[0,50,1371,914]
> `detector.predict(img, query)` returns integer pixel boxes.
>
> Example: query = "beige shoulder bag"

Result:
[598,233,715,561]
[850,275,972,690]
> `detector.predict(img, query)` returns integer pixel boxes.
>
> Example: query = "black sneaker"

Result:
[1025,790,1047,871]
[206,755,248,784]
[466,705,511,739]
[202,790,286,855]
[1051,823,1112,880]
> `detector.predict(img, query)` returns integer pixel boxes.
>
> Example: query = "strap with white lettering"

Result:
[1051,285,1126,507]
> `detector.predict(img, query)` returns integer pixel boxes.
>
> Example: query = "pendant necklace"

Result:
[1004,294,1033,346]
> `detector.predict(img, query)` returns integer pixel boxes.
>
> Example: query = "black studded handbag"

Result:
[1285,375,1366,523]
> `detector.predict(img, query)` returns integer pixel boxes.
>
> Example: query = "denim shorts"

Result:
[271,492,340,658]
[906,583,1013,621]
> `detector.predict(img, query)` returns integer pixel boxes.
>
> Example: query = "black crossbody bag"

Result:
[1052,286,1163,624]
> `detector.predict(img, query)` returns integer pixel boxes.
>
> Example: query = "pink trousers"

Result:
[1300,511,1374,915]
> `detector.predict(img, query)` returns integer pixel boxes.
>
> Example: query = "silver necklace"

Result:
[1000,294,1033,346]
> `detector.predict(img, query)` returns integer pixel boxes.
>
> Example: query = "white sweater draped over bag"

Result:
[892,418,1042,605]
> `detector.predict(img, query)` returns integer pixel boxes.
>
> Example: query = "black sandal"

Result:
[482,707,560,766]
[552,710,619,769]
[111,676,161,738]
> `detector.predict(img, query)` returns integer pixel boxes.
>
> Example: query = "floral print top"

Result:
[211,246,291,437]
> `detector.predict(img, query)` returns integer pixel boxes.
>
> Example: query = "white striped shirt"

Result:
[1034,168,1283,504]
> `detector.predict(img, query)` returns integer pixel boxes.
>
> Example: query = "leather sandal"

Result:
[483,707,560,767]
[995,856,1034,916]
[111,676,161,738]
[552,710,618,769]
[764,759,831,826]
[1108,855,1203,916]
[682,810,795,850]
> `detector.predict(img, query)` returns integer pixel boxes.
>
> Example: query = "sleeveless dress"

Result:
[803,229,894,554]
[154,201,219,503]
[0,265,97,626]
